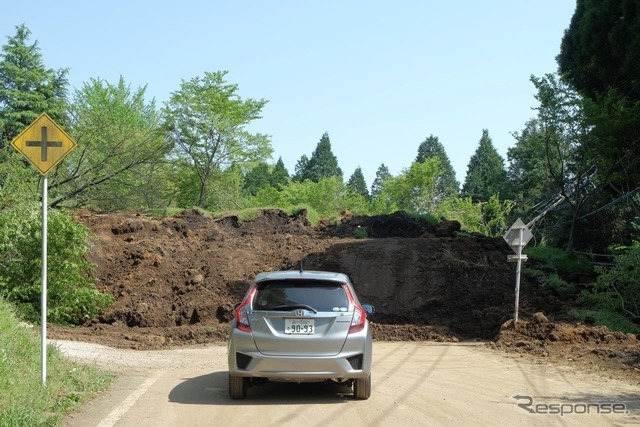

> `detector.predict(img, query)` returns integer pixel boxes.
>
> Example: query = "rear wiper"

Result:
[264,304,318,314]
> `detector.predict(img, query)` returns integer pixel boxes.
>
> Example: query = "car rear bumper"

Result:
[228,324,372,380]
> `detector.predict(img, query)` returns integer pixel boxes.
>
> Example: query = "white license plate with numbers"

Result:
[285,318,315,334]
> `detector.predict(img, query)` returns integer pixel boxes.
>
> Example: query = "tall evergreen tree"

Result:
[508,119,560,207]
[346,166,369,198]
[371,163,390,199]
[292,154,309,182]
[558,0,640,102]
[462,130,508,201]
[558,0,640,190]
[299,132,343,183]
[0,24,69,146]
[270,156,289,188]
[243,162,271,196]
[415,135,459,202]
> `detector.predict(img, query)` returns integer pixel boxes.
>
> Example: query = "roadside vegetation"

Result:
[0,298,113,426]
[525,246,640,334]
[0,7,639,422]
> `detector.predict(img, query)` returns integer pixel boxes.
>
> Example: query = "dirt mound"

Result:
[326,210,439,238]
[47,208,638,380]
[492,312,640,380]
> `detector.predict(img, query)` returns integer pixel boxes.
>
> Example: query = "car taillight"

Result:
[235,287,256,333]
[343,283,366,334]
[349,304,366,334]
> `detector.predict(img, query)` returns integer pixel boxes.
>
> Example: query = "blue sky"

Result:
[2,1,576,188]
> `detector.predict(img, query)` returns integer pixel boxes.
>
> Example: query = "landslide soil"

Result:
[49,209,639,381]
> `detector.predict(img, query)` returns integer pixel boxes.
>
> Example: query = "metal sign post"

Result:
[41,175,48,385]
[11,113,77,385]
[503,219,533,325]
[513,226,523,324]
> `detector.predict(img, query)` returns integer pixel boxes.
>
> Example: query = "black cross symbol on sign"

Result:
[26,126,62,162]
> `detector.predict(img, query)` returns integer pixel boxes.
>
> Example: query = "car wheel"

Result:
[229,374,248,399]
[353,374,371,400]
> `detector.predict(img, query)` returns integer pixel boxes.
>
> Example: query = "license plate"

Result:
[285,318,314,334]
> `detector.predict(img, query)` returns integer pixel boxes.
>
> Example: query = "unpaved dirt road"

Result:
[55,340,638,426]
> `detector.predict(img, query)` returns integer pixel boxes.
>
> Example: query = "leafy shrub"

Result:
[581,245,640,323]
[0,205,113,324]
[354,226,368,239]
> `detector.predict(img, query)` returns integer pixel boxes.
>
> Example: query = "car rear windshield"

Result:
[253,280,349,312]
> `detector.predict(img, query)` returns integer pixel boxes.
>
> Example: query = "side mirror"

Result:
[362,303,375,316]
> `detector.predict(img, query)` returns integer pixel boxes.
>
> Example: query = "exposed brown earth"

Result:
[48,209,639,382]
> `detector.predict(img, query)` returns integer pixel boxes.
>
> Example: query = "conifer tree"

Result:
[371,163,390,199]
[415,135,459,202]
[270,157,289,188]
[296,132,343,182]
[346,166,369,198]
[461,130,508,201]
[0,24,69,145]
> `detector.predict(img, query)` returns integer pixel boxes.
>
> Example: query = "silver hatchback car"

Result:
[227,270,374,399]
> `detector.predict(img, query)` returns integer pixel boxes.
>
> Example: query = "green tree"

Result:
[0,148,39,209]
[292,154,309,182]
[436,196,483,233]
[270,157,290,188]
[162,71,272,207]
[0,24,69,146]
[48,77,169,210]
[508,119,562,208]
[370,163,391,200]
[346,166,369,199]
[461,130,508,201]
[381,159,439,214]
[253,176,346,218]
[529,73,599,252]
[558,0,640,199]
[558,0,640,102]
[206,163,246,211]
[295,132,342,183]
[243,162,271,196]
[582,242,640,328]
[415,135,459,203]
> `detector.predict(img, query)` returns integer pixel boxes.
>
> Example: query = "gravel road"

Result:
[54,340,639,426]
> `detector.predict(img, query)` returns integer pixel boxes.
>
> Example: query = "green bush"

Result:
[0,205,113,324]
[580,245,640,324]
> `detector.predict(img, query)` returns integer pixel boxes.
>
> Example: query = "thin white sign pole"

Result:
[41,175,48,385]
[514,227,523,325]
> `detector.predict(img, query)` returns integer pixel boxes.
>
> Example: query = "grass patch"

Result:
[570,308,640,334]
[524,268,576,298]
[405,211,440,227]
[525,246,593,275]
[213,207,263,224]
[523,246,592,298]
[0,298,113,426]
[442,246,470,269]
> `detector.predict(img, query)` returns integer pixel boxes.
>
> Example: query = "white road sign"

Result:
[503,218,533,253]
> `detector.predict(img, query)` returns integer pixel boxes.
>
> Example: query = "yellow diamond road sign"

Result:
[11,112,77,175]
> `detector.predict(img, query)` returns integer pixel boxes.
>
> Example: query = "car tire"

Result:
[229,374,248,399]
[353,374,371,400]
